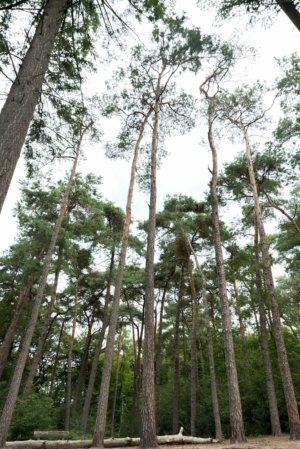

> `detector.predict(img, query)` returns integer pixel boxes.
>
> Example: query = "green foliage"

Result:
[9,394,55,440]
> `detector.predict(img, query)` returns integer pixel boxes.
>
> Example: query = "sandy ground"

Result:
[158,436,300,449]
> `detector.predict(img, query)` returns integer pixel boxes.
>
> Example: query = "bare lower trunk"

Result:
[91,109,153,448]
[126,297,144,438]
[65,278,79,431]
[156,270,174,428]
[80,250,115,435]
[72,308,95,420]
[49,320,65,397]
[139,67,166,449]
[172,265,184,435]
[187,259,199,437]
[22,265,61,400]
[241,125,300,438]
[111,327,123,438]
[0,125,89,449]
[0,282,32,377]
[231,264,250,389]
[254,219,282,437]
[0,0,68,212]
[188,242,222,440]
[205,96,246,444]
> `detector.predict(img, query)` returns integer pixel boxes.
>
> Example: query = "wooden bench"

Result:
[34,431,70,440]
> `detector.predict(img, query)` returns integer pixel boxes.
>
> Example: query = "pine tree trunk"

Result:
[155,270,174,428]
[111,327,123,438]
[0,282,32,377]
[125,295,143,438]
[0,124,89,449]
[188,241,222,441]
[172,265,184,435]
[275,0,300,32]
[231,263,250,389]
[241,125,300,439]
[0,0,68,212]
[22,263,61,400]
[91,109,153,448]
[72,306,95,420]
[65,278,79,431]
[49,320,65,397]
[254,219,282,437]
[206,97,246,444]
[80,249,115,435]
[0,246,46,378]
[187,259,199,437]
[139,66,166,449]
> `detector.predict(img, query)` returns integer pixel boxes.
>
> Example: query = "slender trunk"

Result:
[254,219,282,437]
[0,0,68,212]
[111,327,123,438]
[139,66,166,449]
[80,249,115,435]
[49,320,65,397]
[155,270,174,423]
[22,264,61,399]
[125,295,143,438]
[188,241,222,440]
[91,108,153,448]
[231,263,250,389]
[276,0,300,32]
[241,125,300,437]
[206,97,246,444]
[0,282,32,377]
[172,265,184,435]
[65,278,79,431]
[0,124,89,449]
[130,308,144,437]
[187,259,199,437]
[181,308,188,379]
[0,246,46,378]
[72,307,95,420]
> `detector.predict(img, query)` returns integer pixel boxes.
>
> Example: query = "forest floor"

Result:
[154,435,300,449]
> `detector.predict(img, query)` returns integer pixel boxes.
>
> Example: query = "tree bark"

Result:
[0,246,46,378]
[21,263,61,400]
[241,124,300,439]
[188,241,222,441]
[139,65,166,449]
[276,0,300,32]
[72,305,96,420]
[0,281,32,377]
[230,262,250,389]
[65,278,79,431]
[172,265,184,435]
[80,249,115,435]
[49,320,65,397]
[254,218,282,437]
[111,327,123,438]
[202,91,246,443]
[0,0,68,212]
[156,270,174,429]
[187,259,199,437]
[0,124,89,449]
[91,108,153,448]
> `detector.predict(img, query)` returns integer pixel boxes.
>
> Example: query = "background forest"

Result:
[1,0,300,447]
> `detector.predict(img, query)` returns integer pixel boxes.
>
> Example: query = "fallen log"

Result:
[6,428,219,448]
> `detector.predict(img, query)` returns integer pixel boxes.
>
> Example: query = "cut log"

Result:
[7,428,220,448]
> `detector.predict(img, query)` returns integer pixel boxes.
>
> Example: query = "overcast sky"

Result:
[0,2,299,256]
